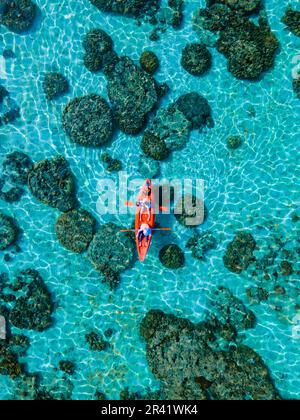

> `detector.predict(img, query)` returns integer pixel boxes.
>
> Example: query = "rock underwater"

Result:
[8,269,53,332]
[159,244,185,269]
[28,155,77,212]
[0,212,19,250]
[89,0,160,18]
[107,56,159,134]
[181,43,212,76]
[281,6,300,37]
[42,72,69,101]
[141,92,213,161]
[193,1,279,80]
[62,94,114,147]
[82,28,114,73]
[55,209,96,254]
[87,223,135,289]
[0,0,39,34]
[223,231,256,274]
[140,309,280,400]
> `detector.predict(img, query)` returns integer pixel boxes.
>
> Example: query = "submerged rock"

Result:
[83,29,114,73]
[62,94,114,147]
[181,43,212,76]
[0,212,19,250]
[0,0,38,33]
[176,92,213,129]
[28,156,77,212]
[186,231,216,260]
[87,223,135,289]
[227,135,242,149]
[159,244,185,269]
[223,231,256,273]
[214,0,261,14]
[140,51,159,74]
[0,342,24,378]
[9,269,53,332]
[209,286,256,332]
[141,131,170,161]
[293,78,300,99]
[85,331,109,351]
[281,6,300,37]
[42,72,69,101]
[107,56,158,134]
[58,360,75,375]
[194,3,278,80]
[55,209,96,254]
[89,0,159,18]
[140,309,280,400]
[0,84,20,126]
[101,153,122,172]
[217,15,279,80]
[2,151,33,185]
[140,93,213,162]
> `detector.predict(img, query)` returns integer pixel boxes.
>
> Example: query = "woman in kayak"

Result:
[137,197,152,221]
[136,223,152,246]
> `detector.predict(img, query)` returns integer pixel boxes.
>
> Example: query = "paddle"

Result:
[124,201,168,212]
[120,228,171,233]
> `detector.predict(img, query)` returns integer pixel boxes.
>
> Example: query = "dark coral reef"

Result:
[0,0,38,33]
[87,223,135,289]
[141,92,213,161]
[223,231,256,273]
[43,72,69,101]
[140,307,280,400]
[0,84,20,126]
[0,151,30,201]
[193,1,279,80]
[181,43,212,76]
[55,209,96,254]
[85,330,109,351]
[0,212,19,250]
[28,156,77,212]
[83,28,114,73]
[9,269,53,332]
[62,94,114,147]
[107,56,159,134]
[140,51,159,74]
[281,6,300,37]
[0,269,53,332]
[90,0,160,18]
[186,231,216,260]
[101,153,122,172]
[159,244,185,269]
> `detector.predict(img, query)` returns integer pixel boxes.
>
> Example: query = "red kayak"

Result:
[135,179,155,262]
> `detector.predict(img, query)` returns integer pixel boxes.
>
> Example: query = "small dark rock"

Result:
[159,244,185,269]
[58,360,75,375]
[85,331,108,351]
[0,212,19,250]
[42,72,69,101]
[181,43,212,76]
[140,51,159,74]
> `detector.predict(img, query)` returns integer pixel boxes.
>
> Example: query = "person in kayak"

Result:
[137,197,152,221]
[136,223,152,246]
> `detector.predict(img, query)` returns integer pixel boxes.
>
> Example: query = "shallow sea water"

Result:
[0,0,300,400]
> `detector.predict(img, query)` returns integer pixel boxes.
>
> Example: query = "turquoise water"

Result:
[0,0,300,400]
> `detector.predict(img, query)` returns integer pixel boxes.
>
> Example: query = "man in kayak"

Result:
[136,223,152,247]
